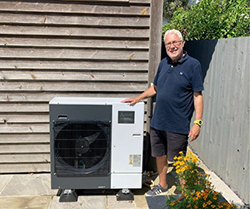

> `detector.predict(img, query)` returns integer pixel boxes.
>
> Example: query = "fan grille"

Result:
[53,121,111,177]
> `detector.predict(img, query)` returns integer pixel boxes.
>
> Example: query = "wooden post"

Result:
[144,0,163,171]
[146,0,163,132]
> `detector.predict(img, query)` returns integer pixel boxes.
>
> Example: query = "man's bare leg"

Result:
[156,155,168,188]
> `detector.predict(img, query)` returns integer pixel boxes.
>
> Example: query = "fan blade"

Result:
[85,132,100,144]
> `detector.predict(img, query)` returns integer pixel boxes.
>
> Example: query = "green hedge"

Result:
[163,0,250,41]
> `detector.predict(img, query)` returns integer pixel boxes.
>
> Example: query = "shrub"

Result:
[163,0,250,41]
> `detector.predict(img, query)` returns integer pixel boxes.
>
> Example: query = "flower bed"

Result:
[166,151,237,209]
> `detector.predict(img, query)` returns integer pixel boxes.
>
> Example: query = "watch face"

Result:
[194,120,203,126]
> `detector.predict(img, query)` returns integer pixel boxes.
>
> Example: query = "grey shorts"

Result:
[150,128,188,162]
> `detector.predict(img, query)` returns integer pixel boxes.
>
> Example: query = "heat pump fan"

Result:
[54,121,111,177]
[50,97,144,201]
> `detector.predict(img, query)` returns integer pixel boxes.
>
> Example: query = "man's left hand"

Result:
[188,124,201,142]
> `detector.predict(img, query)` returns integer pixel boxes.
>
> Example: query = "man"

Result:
[122,29,204,196]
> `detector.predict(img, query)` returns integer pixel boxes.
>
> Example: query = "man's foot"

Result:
[145,184,168,196]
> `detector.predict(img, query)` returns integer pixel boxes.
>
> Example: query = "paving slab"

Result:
[0,175,13,194]
[0,174,57,196]
[133,195,149,209]
[49,195,106,209]
[107,195,135,209]
[0,195,51,209]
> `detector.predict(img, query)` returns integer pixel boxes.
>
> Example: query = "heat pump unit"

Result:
[49,97,144,192]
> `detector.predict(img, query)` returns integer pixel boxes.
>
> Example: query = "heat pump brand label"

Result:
[129,154,141,167]
[118,111,135,124]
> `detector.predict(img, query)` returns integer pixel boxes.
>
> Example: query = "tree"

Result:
[163,0,250,41]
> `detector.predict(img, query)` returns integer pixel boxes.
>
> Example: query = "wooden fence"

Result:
[185,37,250,205]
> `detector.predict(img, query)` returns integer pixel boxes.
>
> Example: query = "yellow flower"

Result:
[176,169,181,174]
[179,161,185,166]
[207,200,212,205]
[213,191,219,196]
[192,158,198,163]
[196,191,201,197]
[177,156,183,161]
[170,201,176,206]
[211,205,216,208]
[203,203,207,208]
[205,188,210,193]
[179,151,183,155]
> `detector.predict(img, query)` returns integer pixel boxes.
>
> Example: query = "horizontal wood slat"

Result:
[0,25,149,38]
[51,0,130,2]
[0,71,148,81]
[0,164,50,173]
[52,0,150,3]
[0,124,49,134]
[0,93,138,102]
[0,60,148,71]
[0,37,149,49]
[0,103,49,113]
[0,143,49,153]
[0,48,148,60]
[0,114,49,124]
[0,2,150,16]
[130,0,150,3]
[0,133,49,143]
[0,81,147,92]
[0,154,50,163]
[0,13,149,27]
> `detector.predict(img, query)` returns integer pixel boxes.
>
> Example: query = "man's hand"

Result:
[188,124,201,142]
[121,97,138,105]
[121,86,157,106]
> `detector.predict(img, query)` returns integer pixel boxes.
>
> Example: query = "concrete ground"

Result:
[0,159,245,209]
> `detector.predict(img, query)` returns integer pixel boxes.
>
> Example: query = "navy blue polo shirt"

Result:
[150,52,204,134]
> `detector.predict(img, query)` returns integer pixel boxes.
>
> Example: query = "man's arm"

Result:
[121,85,157,105]
[188,91,203,142]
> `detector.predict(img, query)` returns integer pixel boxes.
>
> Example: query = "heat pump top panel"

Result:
[49,97,127,105]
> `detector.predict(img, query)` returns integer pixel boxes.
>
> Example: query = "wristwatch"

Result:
[194,119,203,126]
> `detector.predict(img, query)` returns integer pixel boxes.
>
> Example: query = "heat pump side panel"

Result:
[111,174,142,189]
[111,102,144,174]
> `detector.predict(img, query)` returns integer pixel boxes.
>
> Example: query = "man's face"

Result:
[164,33,185,62]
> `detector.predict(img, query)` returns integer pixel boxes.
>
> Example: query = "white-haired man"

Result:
[122,29,204,196]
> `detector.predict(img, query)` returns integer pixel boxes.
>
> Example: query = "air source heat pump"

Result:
[49,97,144,195]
